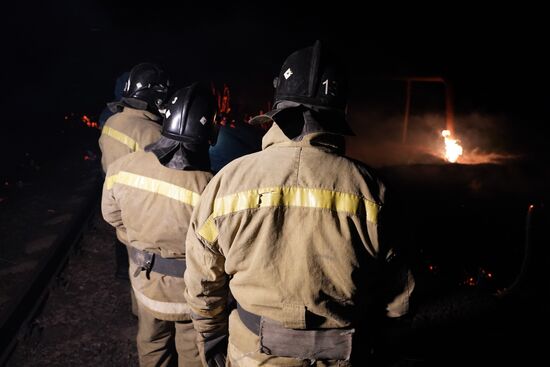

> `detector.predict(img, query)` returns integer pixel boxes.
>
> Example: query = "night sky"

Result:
[2,2,549,163]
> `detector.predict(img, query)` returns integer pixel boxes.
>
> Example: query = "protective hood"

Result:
[144,136,211,171]
[251,102,354,140]
[107,97,150,113]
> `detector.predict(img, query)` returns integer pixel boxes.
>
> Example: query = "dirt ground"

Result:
[0,122,101,317]
[6,209,139,367]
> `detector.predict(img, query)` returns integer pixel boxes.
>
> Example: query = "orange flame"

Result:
[441,130,463,163]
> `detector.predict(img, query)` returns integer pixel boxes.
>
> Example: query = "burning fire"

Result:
[441,130,463,163]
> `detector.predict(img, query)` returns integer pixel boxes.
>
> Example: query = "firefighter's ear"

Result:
[273,77,279,89]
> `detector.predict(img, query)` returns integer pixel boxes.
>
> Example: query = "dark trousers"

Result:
[115,238,129,279]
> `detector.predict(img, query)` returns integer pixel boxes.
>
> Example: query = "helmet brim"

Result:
[249,106,355,136]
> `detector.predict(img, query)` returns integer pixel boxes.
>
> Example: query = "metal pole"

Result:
[445,81,455,134]
[402,80,412,143]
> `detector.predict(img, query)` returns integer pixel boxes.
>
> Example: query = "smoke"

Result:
[345,109,521,167]
[451,113,521,165]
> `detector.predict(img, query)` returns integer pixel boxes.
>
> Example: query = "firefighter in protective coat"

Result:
[99,62,170,173]
[184,41,415,366]
[99,62,170,279]
[102,83,218,367]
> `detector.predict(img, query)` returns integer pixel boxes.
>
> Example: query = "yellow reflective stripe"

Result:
[196,187,380,243]
[364,199,379,224]
[105,171,200,206]
[133,286,191,315]
[105,174,117,190]
[197,214,219,243]
[102,126,140,151]
[212,187,380,223]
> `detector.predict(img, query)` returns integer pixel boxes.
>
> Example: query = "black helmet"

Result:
[274,40,347,111]
[250,40,353,135]
[123,63,170,110]
[161,83,218,146]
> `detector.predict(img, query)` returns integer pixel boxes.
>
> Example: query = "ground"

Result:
[6,208,139,367]
[1,122,138,366]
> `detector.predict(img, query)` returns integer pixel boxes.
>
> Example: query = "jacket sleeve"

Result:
[101,165,124,232]
[184,182,229,366]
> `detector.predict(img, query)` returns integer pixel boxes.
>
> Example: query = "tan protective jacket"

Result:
[184,123,415,356]
[102,151,212,321]
[99,107,161,173]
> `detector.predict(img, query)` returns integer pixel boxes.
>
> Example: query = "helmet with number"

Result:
[122,63,170,111]
[250,40,353,135]
[274,40,347,110]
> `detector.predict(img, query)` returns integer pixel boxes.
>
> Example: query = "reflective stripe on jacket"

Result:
[184,123,414,351]
[99,107,161,174]
[102,151,212,321]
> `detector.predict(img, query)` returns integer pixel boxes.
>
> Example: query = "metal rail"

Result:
[0,180,102,366]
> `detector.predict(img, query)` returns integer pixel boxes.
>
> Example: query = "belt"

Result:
[236,302,262,334]
[128,246,186,278]
[236,303,354,360]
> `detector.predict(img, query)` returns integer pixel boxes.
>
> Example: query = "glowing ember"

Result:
[80,115,99,129]
[441,130,463,163]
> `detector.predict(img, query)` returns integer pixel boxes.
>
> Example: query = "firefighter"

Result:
[99,62,170,173]
[184,40,416,366]
[102,83,217,367]
[99,62,170,279]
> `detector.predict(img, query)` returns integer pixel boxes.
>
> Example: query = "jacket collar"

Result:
[262,122,345,154]
[122,106,161,122]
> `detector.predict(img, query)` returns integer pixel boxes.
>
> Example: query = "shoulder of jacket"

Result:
[103,112,121,126]
[218,150,264,174]
[107,152,133,173]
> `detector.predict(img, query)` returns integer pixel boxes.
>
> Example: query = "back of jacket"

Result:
[185,123,414,343]
[102,151,212,320]
[99,107,161,174]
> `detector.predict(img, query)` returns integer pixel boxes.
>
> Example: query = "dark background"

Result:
[2,2,548,149]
